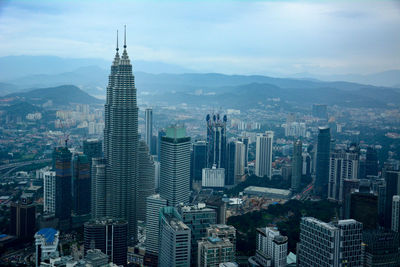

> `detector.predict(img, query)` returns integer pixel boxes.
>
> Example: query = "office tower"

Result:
[202,166,225,188]
[83,139,103,164]
[291,140,302,192]
[84,218,128,266]
[255,131,274,179]
[159,207,191,267]
[312,104,327,119]
[72,154,90,215]
[366,147,379,177]
[192,140,207,182]
[362,230,400,266]
[282,163,292,182]
[384,171,400,228]
[226,141,236,186]
[54,146,72,228]
[104,30,138,242]
[145,108,153,150]
[91,158,106,219]
[256,227,288,267]
[392,195,400,232]
[315,127,331,198]
[10,193,36,239]
[198,237,234,267]
[43,171,56,214]
[342,179,361,219]
[153,159,160,191]
[35,228,59,267]
[238,136,249,167]
[144,194,167,265]
[234,140,246,184]
[178,203,217,266]
[206,113,227,169]
[157,129,166,160]
[350,192,378,230]
[205,199,227,225]
[137,140,155,222]
[206,224,236,252]
[298,217,362,267]
[160,125,191,206]
[328,147,359,202]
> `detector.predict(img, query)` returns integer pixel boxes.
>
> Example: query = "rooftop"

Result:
[244,186,291,196]
[35,228,58,244]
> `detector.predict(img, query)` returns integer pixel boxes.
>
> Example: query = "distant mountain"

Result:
[0,82,18,96]
[4,85,103,106]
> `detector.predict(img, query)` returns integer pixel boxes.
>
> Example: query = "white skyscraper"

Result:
[256,227,287,267]
[255,131,274,179]
[234,141,246,184]
[392,195,400,232]
[43,171,56,214]
[91,158,106,219]
[145,108,153,150]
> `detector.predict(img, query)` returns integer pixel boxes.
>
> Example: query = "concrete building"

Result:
[362,230,400,266]
[35,228,60,267]
[207,224,236,253]
[198,237,235,267]
[298,217,362,267]
[244,186,291,199]
[91,158,106,219]
[256,227,287,267]
[10,193,36,239]
[159,207,191,267]
[43,171,56,214]
[392,195,400,232]
[160,125,191,206]
[202,166,225,188]
[291,140,302,192]
[234,140,246,184]
[255,131,274,179]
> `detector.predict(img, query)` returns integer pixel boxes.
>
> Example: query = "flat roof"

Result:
[244,186,291,196]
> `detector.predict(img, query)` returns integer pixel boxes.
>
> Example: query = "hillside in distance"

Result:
[3,85,103,106]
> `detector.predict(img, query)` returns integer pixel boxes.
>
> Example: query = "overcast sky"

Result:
[0,0,399,75]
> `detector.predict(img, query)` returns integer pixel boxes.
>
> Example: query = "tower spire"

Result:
[116,30,119,51]
[124,25,127,49]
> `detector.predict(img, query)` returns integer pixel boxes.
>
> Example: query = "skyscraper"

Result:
[315,127,331,198]
[137,140,155,222]
[43,171,56,214]
[54,146,72,228]
[197,237,235,267]
[192,140,207,182]
[160,125,191,206]
[144,194,167,266]
[91,158,106,219]
[234,140,246,184]
[328,147,359,202]
[145,108,153,151]
[255,131,274,179]
[392,195,400,232]
[384,171,400,229]
[238,136,249,167]
[291,140,302,192]
[206,113,227,169]
[84,218,128,267]
[256,227,288,267]
[72,154,91,215]
[226,141,236,186]
[158,207,191,267]
[298,217,362,267]
[104,28,138,242]
[10,193,36,240]
[83,139,103,164]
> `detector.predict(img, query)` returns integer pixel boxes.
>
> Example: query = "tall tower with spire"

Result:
[104,26,139,243]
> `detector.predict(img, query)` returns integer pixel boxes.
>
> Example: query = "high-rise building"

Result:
[298,217,362,267]
[144,194,167,265]
[315,127,331,198]
[157,129,166,160]
[384,171,400,229]
[256,227,288,267]
[238,136,249,167]
[137,140,155,222]
[104,29,139,242]
[91,158,106,219]
[302,152,312,176]
[153,159,160,191]
[160,125,191,206]
[54,146,72,228]
[291,140,302,192]
[10,193,36,240]
[202,166,225,188]
[392,195,400,232]
[206,224,236,253]
[362,230,400,266]
[197,237,235,267]
[72,154,91,215]
[328,147,359,202]
[206,113,227,169]
[226,141,236,186]
[192,140,207,182]
[35,228,59,267]
[234,140,246,184]
[84,218,128,267]
[366,147,379,177]
[350,192,379,230]
[255,131,274,179]
[83,139,103,164]
[159,206,191,267]
[178,203,217,266]
[43,171,56,214]
[145,108,153,150]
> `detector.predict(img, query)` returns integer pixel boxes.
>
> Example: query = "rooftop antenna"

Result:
[124,25,127,49]
[116,30,119,51]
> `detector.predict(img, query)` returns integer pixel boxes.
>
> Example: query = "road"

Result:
[0,159,51,178]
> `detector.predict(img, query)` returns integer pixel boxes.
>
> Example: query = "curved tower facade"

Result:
[104,29,139,243]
